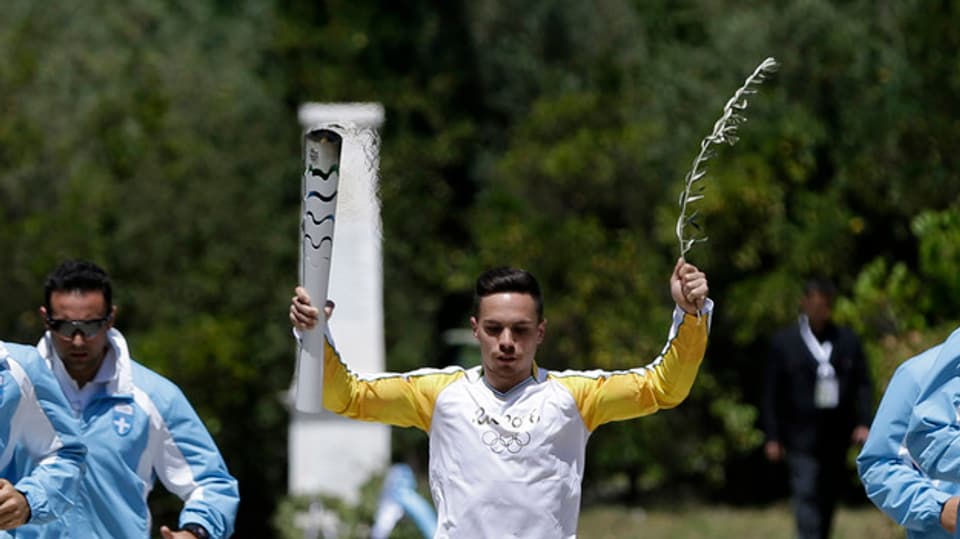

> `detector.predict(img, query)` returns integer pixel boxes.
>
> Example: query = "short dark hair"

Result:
[803,277,836,299]
[473,267,543,321]
[44,260,113,315]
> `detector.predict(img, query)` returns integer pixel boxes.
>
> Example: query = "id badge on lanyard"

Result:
[814,372,839,409]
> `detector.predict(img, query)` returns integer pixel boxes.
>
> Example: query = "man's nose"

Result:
[498,329,515,347]
[70,332,86,346]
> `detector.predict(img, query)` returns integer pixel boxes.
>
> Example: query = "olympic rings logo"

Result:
[481,430,532,454]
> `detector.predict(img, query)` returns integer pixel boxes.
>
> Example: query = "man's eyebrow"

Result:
[482,320,534,326]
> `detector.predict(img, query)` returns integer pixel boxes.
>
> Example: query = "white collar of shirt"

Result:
[48,340,119,415]
[798,315,835,378]
[38,328,135,397]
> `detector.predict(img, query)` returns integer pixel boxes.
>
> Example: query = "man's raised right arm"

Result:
[290,287,460,431]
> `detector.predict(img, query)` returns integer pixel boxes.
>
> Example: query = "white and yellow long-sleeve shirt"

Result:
[322,304,711,538]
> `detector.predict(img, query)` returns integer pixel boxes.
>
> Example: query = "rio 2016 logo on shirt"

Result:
[112,403,135,437]
[473,407,541,428]
[473,406,540,455]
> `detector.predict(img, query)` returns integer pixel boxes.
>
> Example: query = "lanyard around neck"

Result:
[799,315,835,378]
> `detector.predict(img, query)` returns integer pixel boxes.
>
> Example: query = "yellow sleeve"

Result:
[553,310,709,432]
[322,338,464,431]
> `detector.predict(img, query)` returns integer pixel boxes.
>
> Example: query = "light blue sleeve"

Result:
[153,382,239,539]
[10,346,86,524]
[376,464,436,539]
[857,347,952,535]
[906,330,960,485]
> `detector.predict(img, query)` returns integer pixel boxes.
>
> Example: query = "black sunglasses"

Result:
[46,316,112,339]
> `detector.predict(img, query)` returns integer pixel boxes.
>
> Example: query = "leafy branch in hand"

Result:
[676,57,779,258]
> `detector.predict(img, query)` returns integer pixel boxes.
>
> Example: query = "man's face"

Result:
[40,290,115,384]
[470,292,545,393]
[800,290,833,330]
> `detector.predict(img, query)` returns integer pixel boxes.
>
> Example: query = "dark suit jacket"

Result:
[761,321,873,455]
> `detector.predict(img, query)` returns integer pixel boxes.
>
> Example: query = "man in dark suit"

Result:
[762,278,873,539]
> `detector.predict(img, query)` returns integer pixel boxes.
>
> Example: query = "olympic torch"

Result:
[295,126,342,413]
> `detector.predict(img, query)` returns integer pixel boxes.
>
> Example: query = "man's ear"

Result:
[537,319,547,344]
[470,317,479,338]
[107,305,118,328]
[39,306,50,327]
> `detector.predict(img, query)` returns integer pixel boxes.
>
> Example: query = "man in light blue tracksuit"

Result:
[0,341,85,535]
[905,328,960,539]
[858,344,960,538]
[14,260,238,539]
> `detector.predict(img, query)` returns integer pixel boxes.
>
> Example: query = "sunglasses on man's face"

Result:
[46,316,112,339]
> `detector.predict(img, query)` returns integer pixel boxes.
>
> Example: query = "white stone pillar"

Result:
[289,102,389,503]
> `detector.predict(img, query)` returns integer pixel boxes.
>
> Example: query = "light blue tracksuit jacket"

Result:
[858,344,960,538]
[14,330,239,539]
[0,341,85,535]
[904,328,960,539]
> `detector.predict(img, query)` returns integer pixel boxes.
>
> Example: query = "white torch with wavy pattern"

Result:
[295,126,342,413]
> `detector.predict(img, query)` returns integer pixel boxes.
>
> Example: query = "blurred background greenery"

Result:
[2,0,959,537]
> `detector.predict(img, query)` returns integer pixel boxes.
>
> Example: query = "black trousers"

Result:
[787,451,845,539]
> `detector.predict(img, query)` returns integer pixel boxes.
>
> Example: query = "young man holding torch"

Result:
[290,259,711,538]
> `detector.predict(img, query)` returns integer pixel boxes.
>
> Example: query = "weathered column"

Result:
[289,102,389,503]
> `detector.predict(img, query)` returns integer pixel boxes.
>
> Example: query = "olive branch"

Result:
[676,57,779,258]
